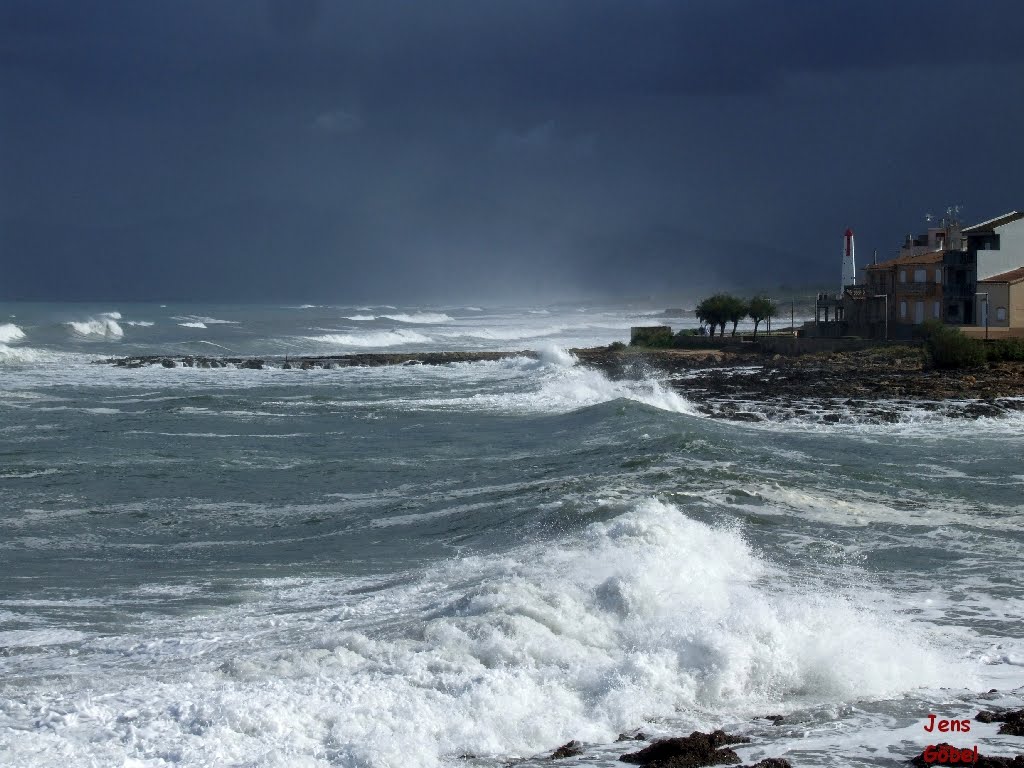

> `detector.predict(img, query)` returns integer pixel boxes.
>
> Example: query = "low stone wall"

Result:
[751,337,918,355]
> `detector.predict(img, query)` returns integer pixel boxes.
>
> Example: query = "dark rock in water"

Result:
[762,715,784,725]
[730,412,762,422]
[241,359,264,370]
[282,362,292,370]
[161,359,175,368]
[977,708,1024,735]
[909,743,1024,767]
[300,361,314,370]
[620,730,748,766]
[618,732,649,742]
[550,740,584,759]
[741,760,791,768]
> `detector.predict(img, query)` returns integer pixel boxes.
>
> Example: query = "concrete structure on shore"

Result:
[810,210,1024,340]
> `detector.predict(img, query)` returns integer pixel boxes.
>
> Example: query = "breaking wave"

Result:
[178,322,207,329]
[66,315,124,339]
[380,312,453,324]
[304,330,433,348]
[0,500,969,767]
[436,326,564,341]
[0,345,50,364]
[0,323,26,344]
[171,315,238,325]
[341,313,453,324]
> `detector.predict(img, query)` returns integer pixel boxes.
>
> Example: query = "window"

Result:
[899,300,907,319]
[933,301,940,319]
[935,268,942,284]
[997,307,1007,322]
[914,268,927,282]
[914,301,924,324]
[899,270,907,283]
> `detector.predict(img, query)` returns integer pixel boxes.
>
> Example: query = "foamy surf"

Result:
[394,346,698,415]
[303,329,434,348]
[0,323,26,343]
[66,314,124,339]
[379,312,454,324]
[0,500,975,768]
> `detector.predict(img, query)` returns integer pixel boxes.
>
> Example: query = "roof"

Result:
[962,211,1024,233]
[979,266,1024,284]
[865,249,946,269]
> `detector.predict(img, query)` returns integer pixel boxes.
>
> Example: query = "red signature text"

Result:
[924,714,971,733]
[921,744,979,764]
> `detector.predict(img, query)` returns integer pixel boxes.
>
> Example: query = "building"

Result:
[810,210,1024,340]
[964,211,1024,279]
[977,266,1024,331]
[865,249,946,330]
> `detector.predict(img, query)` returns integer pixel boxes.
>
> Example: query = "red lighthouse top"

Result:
[845,228,854,237]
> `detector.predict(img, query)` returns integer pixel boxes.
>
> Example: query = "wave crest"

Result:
[304,330,432,348]
[67,317,124,339]
[0,323,26,344]
[380,312,453,324]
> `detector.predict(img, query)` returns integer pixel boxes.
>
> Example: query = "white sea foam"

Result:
[126,320,154,327]
[66,316,124,339]
[0,628,88,648]
[171,315,238,325]
[343,314,378,321]
[0,323,26,343]
[404,347,696,415]
[0,500,974,767]
[304,330,433,347]
[380,312,453,324]
[436,326,565,341]
[178,321,207,329]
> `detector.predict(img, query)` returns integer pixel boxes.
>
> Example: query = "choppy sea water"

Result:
[1,302,1022,767]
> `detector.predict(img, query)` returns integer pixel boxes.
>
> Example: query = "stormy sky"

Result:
[3,0,1024,303]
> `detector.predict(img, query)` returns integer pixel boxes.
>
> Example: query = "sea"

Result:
[1,302,1022,768]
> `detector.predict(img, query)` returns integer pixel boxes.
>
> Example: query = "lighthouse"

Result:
[841,228,856,292]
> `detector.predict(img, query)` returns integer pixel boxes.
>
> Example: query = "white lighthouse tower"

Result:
[841,228,856,292]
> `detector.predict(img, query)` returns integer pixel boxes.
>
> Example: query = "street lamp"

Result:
[975,291,989,340]
[873,294,888,341]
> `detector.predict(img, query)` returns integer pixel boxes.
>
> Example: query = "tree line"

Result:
[695,294,779,338]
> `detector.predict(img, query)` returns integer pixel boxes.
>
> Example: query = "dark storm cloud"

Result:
[3,0,1024,301]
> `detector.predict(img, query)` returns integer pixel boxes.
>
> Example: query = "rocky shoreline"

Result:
[581,346,1024,422]
[97,345,1024,422]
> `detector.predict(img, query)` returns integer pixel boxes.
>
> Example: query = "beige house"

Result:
[975,266,1024,334]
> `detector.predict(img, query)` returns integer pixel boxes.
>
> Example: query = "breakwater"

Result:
[98,350,540,369]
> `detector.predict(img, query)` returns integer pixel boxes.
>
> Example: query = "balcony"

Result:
[894,282,942,296]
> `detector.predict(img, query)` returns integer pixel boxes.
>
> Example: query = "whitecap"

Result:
[66,316,124,339]
[379,312,453,324]
[0,323,26,343]
[171,315,238,325]
[303,330,432,347]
